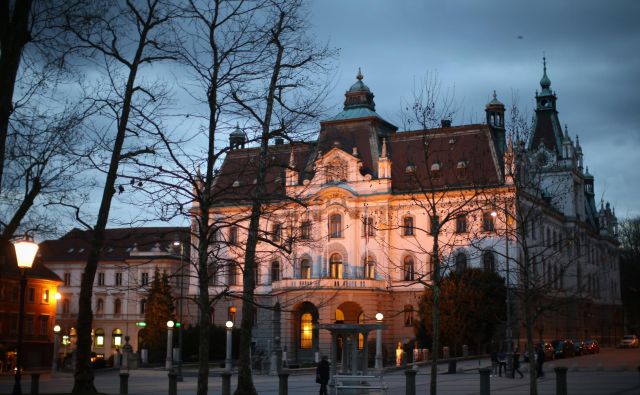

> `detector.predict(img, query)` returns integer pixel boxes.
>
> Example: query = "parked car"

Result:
[572,339,586,356]
[551,340,575,358]
[618,335,639,348]
[523,342,555,362]
[584,338,600,354]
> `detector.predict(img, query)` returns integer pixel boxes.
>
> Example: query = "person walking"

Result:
[536,345,545,378]
[497,350,507,377]
[490,350,498,377]
[513,348,524,378]
[316,355,330,395]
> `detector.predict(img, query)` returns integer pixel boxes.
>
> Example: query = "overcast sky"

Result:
[304,0,640,218]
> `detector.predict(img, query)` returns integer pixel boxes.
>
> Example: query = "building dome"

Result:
[348,69,371,93]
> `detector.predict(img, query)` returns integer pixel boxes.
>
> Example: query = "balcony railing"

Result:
[271,278,386,291]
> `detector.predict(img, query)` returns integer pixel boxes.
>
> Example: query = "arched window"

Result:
[335,308,345,323]
[112,328,123,349]
[94,328,105,347]
[364,255,375,279]
[300,313,313,349]
[139,299,146,315]
[300,259,312,279]
[330,253,343,279]
[483,251,496,272]
[455,252,467,273]
[403,256,415,281]
[96,298,104,313]
[402,216,414,236]
[114,298,122,315]
[270,261,280,283]
[329,214,342,238]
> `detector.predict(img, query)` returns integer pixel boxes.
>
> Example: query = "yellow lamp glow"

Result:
[14,239,39,269]
[53,325,61,333]
[167,320,175,328]
[375,312,384,321]
[55,292,62,300]
[225,320,234,329]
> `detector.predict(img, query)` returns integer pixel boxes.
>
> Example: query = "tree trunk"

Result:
[430,225,440,395]
[196,220,211,395]
[0,0,33,192]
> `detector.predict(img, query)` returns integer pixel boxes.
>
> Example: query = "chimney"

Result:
[441,119,452,128]
[275,138,284,145]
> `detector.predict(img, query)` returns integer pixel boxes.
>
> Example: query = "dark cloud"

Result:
[310,0,640,217]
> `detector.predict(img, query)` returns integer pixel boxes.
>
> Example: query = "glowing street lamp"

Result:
[375,312,384,370]
[225,321,234,372]
[52,325,61,373]
[12,237,38,395]
[166,320,174,370]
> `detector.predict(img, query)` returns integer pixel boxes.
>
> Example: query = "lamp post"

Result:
[52,325,61,373]
[12,238,39,395]
[493,206,513,376]
[375,312,383,370]
[173,241,184,381]
[225,320,234,372]
[166,320,174,370]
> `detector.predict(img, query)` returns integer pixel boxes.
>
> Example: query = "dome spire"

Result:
[356,67,363,81]
[540,55,552,93]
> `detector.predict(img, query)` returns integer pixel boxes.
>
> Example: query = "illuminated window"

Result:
[358,312,365,349]
[95,328,105,347]
[42,289,50,304]
[329,214,342,238]
[112,328,122,349]
[403,216,414,236]
[364,255,375,279]
[335,308,344,322]
[300,313,313,349]
[330,253,343,279]
[300,259,312,279]
[483,212,495,232]
[403,256,415,281]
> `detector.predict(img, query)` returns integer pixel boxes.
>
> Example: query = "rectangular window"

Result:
[28,288,35,303]
[141,272,149,286]
[362,216,375,237]
[42,289,49,304]
[229,226,238,245]
[97,272,105,286]
[64,273,71,286]
[300,221,311,240]
[115,272,123,286]
[26,316,34,336]
[403,216,414,236]
[483,212,495,232]
[455,214,468,233]
[39,316,49,336]
[272,223,282,242]
[404,307,414,327]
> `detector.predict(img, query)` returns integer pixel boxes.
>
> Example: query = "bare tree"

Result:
[62,1,177,392]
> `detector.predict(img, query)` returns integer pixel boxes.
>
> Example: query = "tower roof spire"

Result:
[540,56,552,94]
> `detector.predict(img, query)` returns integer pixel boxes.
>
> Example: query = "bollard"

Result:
[554,366,568,395]
[405,368,417,395]
[168,369,177,395]
[278,370,290,395]
[221,371,232,395]
[119,372,129,395]
[447,359,457,374]
[479,367,491,395]
[30,373,40,395]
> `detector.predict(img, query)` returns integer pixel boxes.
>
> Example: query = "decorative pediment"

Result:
[312,147,362,185]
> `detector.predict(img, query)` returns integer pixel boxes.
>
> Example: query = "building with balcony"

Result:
[0,243,62,371]
[198,63,622,364]
[39,227,189,363]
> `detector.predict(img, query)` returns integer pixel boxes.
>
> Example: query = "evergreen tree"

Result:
[143,267,175,362]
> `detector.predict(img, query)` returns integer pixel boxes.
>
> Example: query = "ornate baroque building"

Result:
[196,63,622,364]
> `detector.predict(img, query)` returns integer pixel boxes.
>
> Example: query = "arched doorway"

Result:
[335,301,364,363]
[293,302,319,363]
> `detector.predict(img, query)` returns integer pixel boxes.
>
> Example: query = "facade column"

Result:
[362,332,369,375]
[330,332,337,379]
[351,335,358,374]
[375,326,383,370]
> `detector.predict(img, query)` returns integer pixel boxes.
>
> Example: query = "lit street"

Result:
[1,348,638,394]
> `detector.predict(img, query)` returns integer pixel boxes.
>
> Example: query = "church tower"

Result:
[485,90,506,162]
[530,57,564,158]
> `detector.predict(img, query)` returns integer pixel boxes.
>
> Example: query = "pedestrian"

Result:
[513,348,524,378]
[536,345,545,378]
[497,350,507,377]
[490,350,498,377]
[316,355,330,395]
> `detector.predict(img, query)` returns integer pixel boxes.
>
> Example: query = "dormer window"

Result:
[430,162,441,180]
[456,161,468,180]
[405,164,416,173]
[325,158,347,183]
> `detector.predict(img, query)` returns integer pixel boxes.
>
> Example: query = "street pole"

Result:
[52,325,61,373]
[504,202,513,377]
[225,321,234,372]
[173,241,184,382]
[12,269,27,395]
[375,313,383,370]
[166,321,174,370]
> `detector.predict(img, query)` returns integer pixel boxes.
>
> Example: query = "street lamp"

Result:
[52,325,61,373]
[172,241,184,381]
[12,237,38,395]
[225,320,234,372]
[166,320,174,370]
[375,313,384,370]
